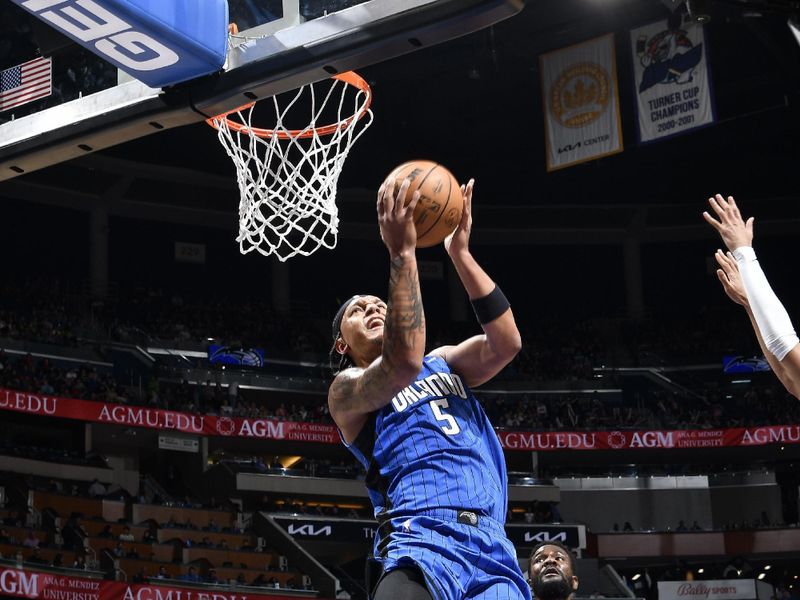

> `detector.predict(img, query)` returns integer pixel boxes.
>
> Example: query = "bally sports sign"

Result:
[11,0,228,87]
[658,580,763,600]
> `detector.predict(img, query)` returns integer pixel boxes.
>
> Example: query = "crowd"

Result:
[0,350,123,402]
[0,276,768,380]
[480,379,800,430]
[1,347,798,433]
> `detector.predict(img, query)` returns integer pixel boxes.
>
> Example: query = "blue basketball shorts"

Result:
[375,509,532,600]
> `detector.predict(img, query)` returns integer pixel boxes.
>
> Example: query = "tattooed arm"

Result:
[329,179,426,443]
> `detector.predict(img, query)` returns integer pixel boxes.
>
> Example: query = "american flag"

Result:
[0,56,52,113]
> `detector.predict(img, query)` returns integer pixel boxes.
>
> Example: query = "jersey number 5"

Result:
[430,399,461,435]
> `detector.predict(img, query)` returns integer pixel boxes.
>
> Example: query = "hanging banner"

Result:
[630,19,715,142]
[497,427,800,450]
[540,34,623,171]
[0,566,304,599]
[1,387,798,450]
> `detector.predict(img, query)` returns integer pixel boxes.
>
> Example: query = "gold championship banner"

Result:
[540,34,623,171]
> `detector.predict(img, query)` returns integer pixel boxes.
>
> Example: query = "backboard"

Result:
[0,0,526,181]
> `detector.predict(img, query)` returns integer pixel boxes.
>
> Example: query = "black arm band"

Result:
[471,285,510,325]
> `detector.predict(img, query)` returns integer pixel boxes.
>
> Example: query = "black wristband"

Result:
[471,285,510,324]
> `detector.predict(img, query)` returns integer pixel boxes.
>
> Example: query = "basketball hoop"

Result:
[207,71,373,261]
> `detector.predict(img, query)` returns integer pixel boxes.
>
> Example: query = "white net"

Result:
[209,72,373,261]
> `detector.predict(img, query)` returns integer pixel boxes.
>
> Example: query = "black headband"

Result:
[331,295,364,341]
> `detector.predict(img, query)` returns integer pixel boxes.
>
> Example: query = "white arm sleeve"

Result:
[733,246,799,361]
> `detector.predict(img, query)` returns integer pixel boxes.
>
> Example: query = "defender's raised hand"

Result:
[702,194,754,252]
[715,249,748,307]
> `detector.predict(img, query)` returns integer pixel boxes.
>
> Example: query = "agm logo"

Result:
[524,531,568,543]
[0,570,38,597]
[287,524,332,537]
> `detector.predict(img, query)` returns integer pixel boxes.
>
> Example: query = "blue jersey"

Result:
[345,355,508,523]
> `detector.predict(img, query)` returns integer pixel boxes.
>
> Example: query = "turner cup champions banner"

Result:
[631,19,715,142]
[540,34,623,171]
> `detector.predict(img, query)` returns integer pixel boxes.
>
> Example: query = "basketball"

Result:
[384,160,464,248]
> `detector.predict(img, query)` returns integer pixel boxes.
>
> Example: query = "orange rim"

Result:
[206,71,372,139]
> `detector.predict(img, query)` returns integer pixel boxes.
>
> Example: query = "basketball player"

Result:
[528,541,579,600]
[703,193,800,398]
[328,177,529,600]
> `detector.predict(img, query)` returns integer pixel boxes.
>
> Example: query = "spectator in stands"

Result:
[61,516,87,551]
[528,541,579,600]
[127,547,139,559]
[0,528,13,543]
[142,528,157,543]
[155,566,170,579]
[206,519,219,532]
[118,525,134,541]
[3,510,22,527]
[88,479,106,498]
[112,541,125,557]
[691,521,702,531]
[524,507,535,524]
[22,530,39,549]
[623,521,633,532]
[182,566,201,583]
[302,575,313,591]
[72,555,87,569]
[26,548,48,565]
[206,569,219,584]
[51,553,63,568]
[551,503,562,523]
[217,539,229,550]
[236,572,247,585]
[662,560,688,581]
[676,520,687,532]
[98,524,113,538]
[132,568,147,583]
